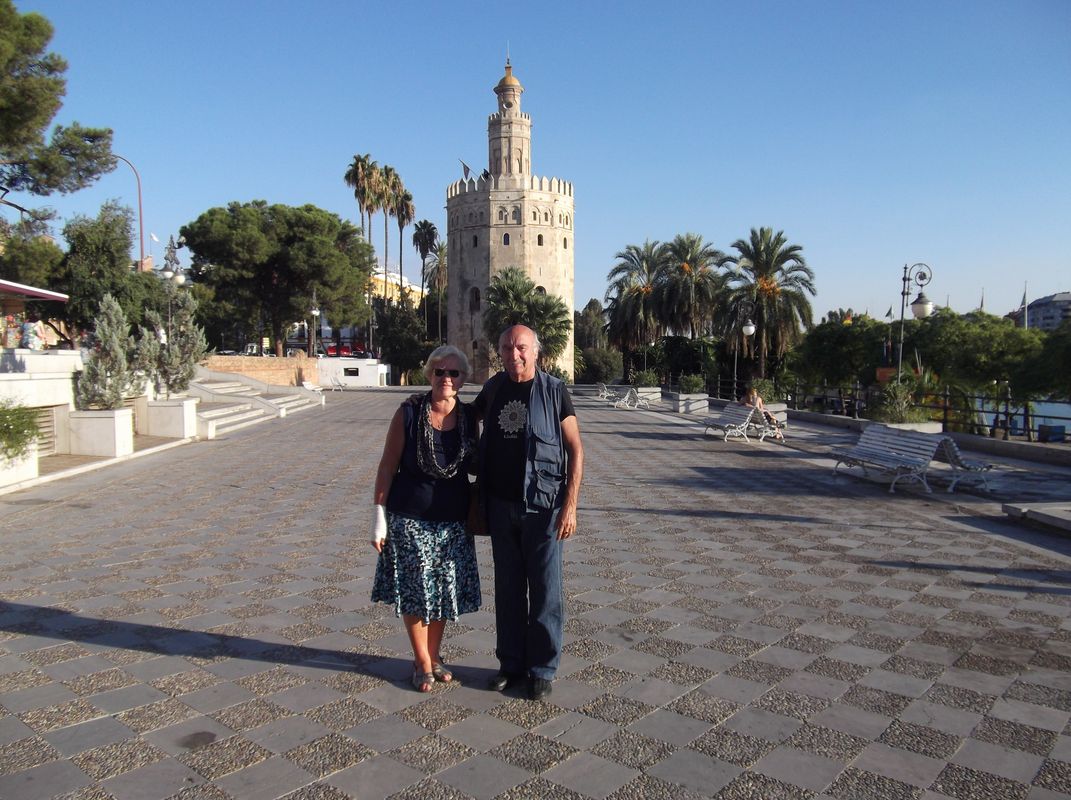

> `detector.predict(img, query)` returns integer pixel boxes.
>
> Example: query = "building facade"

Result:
[1007,292,1071,331]
[446,61,575,379]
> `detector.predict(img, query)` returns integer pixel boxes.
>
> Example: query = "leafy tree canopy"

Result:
[376,300,429,381]
[789,315,889,386]
[574,298,607,350]
[180,202,374,355]
[483,267,572,364]
[0,0,114,219]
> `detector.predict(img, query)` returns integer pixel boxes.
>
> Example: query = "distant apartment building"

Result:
[1007,292,1071,331]
[370,267,425,304]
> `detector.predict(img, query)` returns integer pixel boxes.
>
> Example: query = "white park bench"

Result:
[936,436,994,492]
[703,403,757,442]
[747,402,788,442]
[832,425,945,493]
[613,388,650,409]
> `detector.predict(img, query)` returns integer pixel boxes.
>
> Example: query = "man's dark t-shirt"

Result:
[474,375,575,501]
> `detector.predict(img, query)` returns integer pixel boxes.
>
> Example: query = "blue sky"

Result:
[13,0,1071,321]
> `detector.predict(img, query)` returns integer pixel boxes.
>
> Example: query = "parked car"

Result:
[325,343,353,357]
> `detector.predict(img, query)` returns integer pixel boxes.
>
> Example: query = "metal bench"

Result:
[613,388,650,409]
[831,425,944,493]
[747,402,788,442]
[703,403,757,442]
[936,436,994,492]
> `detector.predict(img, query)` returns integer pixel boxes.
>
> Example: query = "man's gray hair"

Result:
[424,344,471,382]
[498,325,541,354]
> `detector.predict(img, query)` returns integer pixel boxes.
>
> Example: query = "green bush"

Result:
[870,382,931,423]
[544,364,572,383]
[679,373,706,394]
[750,378,779,401]
[632,369,659,387]
[0,400,39,461]
[578,348,621,383]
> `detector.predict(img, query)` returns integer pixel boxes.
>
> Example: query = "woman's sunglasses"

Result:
[434,368,462,378]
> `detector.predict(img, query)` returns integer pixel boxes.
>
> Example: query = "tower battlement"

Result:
[447,174,573,199]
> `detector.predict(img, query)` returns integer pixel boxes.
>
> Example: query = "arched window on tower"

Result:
[532,211,537,221]
[563,237,568,249]
[472,235,478,248]
[535,285,547,295]
[502,233,510,246]
[537,234,544,246]
[498,208,505,222]
[512,207,520,223]
[544,212,549,222]
[469,288,481,312]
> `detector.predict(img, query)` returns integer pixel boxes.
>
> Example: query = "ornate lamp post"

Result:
[158,236,187,398]
[733,300,756,399]
[896,263,934,383]
[308,288,320,358]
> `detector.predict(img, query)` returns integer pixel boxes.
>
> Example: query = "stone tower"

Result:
[446,60,575,380]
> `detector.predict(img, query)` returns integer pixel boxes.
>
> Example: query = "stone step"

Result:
[199,407,270,439]
[196,401,254,419]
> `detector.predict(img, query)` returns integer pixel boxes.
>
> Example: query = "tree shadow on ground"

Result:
[0,601,493,684]
[868,559,1071,596]
[579,505,821,524]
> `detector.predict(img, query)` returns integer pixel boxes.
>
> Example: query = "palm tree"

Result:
[379,165,398,282]
[425,241,448,343]
[656,233,730,339]
[483,267,571,363]
[393,188,414,302]
[412,220,438,329]
[727,227,815,377]
[343,153,374,239]
[605,240,665,353]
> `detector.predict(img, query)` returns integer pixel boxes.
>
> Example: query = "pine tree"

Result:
[76,294,143,410]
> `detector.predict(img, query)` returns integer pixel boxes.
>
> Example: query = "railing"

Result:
[704,376,1069,443]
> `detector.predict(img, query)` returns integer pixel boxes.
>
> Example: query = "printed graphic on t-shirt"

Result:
[497,399,527,438]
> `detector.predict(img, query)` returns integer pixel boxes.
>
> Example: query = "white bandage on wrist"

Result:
[371,504,388,544]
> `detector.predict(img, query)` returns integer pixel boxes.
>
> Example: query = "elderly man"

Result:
[473,325,583,701]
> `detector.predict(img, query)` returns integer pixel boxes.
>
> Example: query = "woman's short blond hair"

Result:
[424,345,471,383]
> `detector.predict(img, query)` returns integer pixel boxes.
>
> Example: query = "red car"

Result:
[325,344,353,357]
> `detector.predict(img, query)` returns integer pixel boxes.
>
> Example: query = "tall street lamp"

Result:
[732,300,756,398]
[308,288,320,358]
[896,263,934,383]
[114,155,145,270]
[159,236,187,398]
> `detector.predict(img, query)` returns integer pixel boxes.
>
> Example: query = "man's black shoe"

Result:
[528,677,552,701]
[488,671,521,692]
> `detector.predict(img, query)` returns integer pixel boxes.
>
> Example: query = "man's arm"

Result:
[556,415,583,540]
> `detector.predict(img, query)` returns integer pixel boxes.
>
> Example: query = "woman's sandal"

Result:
[412,665,435,693]
[431,662,453,683]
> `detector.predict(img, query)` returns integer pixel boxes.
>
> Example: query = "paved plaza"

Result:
[1,389,1070,800]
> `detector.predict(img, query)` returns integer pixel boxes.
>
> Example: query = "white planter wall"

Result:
[69,409,134,457]
[0,442,38,489]
[144,397,199,438]
[663,392,710,414]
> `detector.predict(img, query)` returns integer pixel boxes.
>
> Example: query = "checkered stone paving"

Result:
[1,389,1070,798]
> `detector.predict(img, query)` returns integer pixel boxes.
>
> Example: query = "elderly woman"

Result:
[370,345,481,692]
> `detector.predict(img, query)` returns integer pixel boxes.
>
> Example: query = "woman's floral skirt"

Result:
[371,514,481,622]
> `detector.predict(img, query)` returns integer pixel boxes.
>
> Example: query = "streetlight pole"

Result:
[159,236,186,398]
[732,300,756,399]
[896,263,934,383]
[308,288,320,359]
[114,155,145,270]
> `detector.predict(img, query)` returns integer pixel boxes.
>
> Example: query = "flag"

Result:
[884,306,893,319]
[459,159,471,179]
[150,232,160,243]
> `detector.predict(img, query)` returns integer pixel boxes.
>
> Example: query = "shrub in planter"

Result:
[632,369,659,387]
[76,294,145,410]
[0,400,39,461]
[679,373,706,394]
[871,381,930,423]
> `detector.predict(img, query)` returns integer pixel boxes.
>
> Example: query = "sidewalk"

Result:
[0,390,1069,799]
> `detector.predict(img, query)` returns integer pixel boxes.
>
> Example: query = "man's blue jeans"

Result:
[486,494,564,680]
